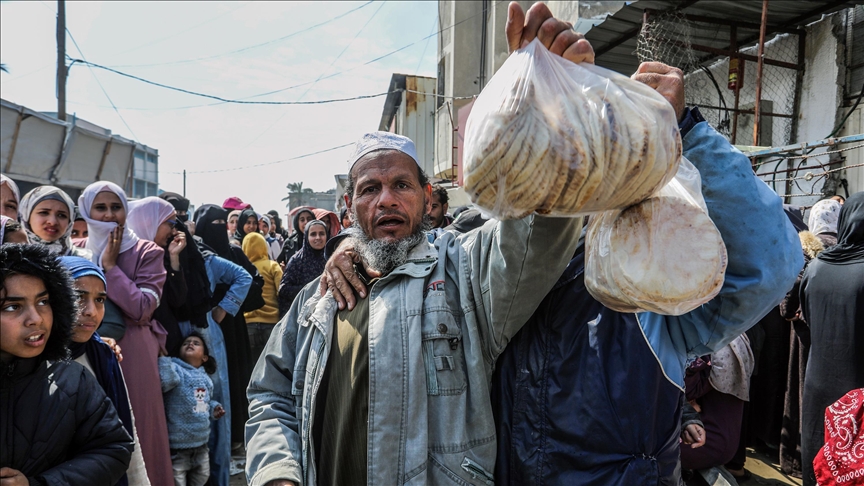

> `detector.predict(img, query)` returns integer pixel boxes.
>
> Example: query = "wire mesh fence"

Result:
[636,9,801,147]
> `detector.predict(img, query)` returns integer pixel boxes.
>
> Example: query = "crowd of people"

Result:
[1,3,863,486]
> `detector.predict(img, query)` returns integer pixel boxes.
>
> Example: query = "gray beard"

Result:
[350,216,431,275]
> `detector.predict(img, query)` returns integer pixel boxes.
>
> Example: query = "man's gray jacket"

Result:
[245,214,583,485]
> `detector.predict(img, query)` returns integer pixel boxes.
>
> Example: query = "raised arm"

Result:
[642,112,803,357]
[104,242,166,325]
[158,356,180,393]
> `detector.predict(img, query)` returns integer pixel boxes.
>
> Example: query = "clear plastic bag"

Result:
[584,156,728,315]
[463,38,682,220]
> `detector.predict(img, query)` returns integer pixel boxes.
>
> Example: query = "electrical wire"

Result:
[414,14,439,75]
[162,142,356,174]
[67,59,394,105]
[243,1,387,147]
[66,29,139,141]
[108,1,375,68]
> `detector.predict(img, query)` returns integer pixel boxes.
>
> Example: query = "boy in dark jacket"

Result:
[0,244,133,486]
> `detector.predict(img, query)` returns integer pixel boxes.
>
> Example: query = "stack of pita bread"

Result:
[584,159,728,315]
[463,39,682,219]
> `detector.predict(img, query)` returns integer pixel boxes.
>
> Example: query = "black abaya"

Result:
[799,193,864,486]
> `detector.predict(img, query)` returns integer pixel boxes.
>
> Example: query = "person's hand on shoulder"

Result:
[506,1,594,64]
[319,241,376,311]
[100,336,123,363]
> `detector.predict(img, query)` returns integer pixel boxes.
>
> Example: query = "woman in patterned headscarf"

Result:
[18,186,90,257]
[807,198,842,249]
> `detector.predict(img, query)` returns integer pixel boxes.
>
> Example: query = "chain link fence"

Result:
[636,9,801,147]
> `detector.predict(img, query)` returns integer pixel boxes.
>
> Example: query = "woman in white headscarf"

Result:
[77,181,174,486]
[18,185,90,257]
[808,199,842,249]
[0,174,20,220]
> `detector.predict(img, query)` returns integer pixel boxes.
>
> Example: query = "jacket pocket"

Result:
[421,311,467,396]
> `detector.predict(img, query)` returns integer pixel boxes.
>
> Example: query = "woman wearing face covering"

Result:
[76,181,173,486]
[18,185,91,258]
[799,192,864,486]
[277,220,329,319]
[158,192,190,224]
[193,204,260,472]
[128,197,203,357]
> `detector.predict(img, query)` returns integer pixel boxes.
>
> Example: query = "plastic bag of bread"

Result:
[584,157,727,315]
[463,38,682,219]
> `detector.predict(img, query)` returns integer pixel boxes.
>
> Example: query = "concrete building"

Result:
[378,74,437,178]
[1,99,157,201]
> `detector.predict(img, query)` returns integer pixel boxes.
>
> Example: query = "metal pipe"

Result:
[731,26,740,145]
[753,0,769,146]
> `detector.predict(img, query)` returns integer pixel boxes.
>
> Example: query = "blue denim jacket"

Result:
[204,254,252,317]
[245,214,583,485]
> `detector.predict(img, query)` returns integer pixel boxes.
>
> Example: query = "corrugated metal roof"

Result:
[586,0,862,75]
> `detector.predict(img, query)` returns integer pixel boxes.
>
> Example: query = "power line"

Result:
[66,29,139,141]
[69,59,394,105]
[163,142,356,174]
[109,1,375,68]
[243,1,388,147]
[414,14,438,75]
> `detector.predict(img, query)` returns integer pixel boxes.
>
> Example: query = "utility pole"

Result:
[56,0,66,121]
[183,170,187,197]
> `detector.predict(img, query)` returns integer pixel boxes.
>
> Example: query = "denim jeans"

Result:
[171,444,210,486]
[247,322,276,368]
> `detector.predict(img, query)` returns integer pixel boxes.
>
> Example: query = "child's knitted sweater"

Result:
[159,357,220,449]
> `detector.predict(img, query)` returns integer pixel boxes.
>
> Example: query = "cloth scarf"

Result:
[809,199,842,237]
[708,333,754,402]
[282,220,328,297]
[126,197,175,244]
[194,204,232,259]
[812,388,864,486]
[77,181,140,267]
[234,208,258,243]
[818,192,864,265]
[19,186,76,256]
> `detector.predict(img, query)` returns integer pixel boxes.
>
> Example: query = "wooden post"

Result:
[753,0,769,145]
[56,0,66,121]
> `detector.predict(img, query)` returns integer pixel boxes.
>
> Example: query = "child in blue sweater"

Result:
[159,332,225,486]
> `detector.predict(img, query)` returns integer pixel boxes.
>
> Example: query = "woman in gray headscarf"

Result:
[19,185,91,258]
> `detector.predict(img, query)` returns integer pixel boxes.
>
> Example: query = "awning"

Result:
[585,0,861,75]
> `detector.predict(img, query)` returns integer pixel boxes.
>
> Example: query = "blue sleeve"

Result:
[638,121,803,377]
[159,357,180,393]
[205,255,252,316]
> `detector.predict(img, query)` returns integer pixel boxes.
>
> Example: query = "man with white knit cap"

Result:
[245,6,592,485]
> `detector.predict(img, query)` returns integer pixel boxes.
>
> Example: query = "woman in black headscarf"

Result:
[234,208,258,245]
[277,220,329,318]
[799,192,864,486]
[158,192,190,223]
[193,204,263,446]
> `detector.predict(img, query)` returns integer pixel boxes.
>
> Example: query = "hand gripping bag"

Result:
[584,157,728,315]
[463,38,682,219]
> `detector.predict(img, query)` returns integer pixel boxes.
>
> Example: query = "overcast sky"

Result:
[0,1,439,217]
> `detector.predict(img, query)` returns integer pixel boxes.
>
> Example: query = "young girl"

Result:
[59,255,150,486]
[159,333,225,486]
[0,244,132,485]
